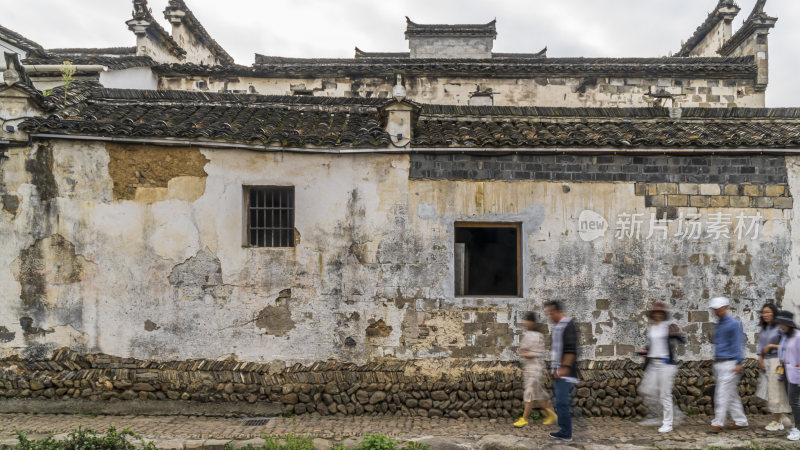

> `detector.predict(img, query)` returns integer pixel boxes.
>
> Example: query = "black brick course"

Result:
[409,154,788,185]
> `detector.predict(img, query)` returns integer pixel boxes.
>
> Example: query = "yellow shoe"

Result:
[542,409,557,425]
[513,418,529,427]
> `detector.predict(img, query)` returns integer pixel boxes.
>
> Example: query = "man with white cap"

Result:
[709,296,749,432]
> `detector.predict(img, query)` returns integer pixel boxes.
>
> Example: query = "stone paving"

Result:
[0,413,797,449]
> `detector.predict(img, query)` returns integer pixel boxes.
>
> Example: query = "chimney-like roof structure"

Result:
[126,0,186,59]
[163,0,234,65]
[405,17,497,39]
[675,0,740,57]
[719,0,777,56]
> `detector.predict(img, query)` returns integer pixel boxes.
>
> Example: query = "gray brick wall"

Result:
[409,154,788,185]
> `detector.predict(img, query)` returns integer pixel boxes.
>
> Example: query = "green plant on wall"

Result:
[60,60,75,105]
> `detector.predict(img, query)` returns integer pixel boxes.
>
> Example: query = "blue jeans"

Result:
[554,379,572,437]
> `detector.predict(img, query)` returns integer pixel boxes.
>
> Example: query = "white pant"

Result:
[712,360,749,427]
[639,360,678,426]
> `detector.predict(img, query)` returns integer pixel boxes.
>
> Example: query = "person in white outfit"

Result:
[708,296,749,432]
[774,310,800,441]
[637,302,686,433]
[756,303,792,431]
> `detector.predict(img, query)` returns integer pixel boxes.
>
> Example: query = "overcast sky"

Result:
[5,0,800,106]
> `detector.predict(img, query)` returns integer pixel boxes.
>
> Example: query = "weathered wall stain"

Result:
[12,234,95,311]
[255,289,295,336]
[365,319,393,338]
[25,143,57,202]
[1,194,19,216]
[0,326,15,343]
[19,317,52,336]
[106,144,208,200]
[168,247,232,303]
[0,147,795,364]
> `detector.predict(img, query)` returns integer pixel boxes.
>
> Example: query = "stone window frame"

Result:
[243,185,295,248]
[454,221,522,298]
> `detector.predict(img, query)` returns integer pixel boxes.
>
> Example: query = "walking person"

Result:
[514,312,558,427]
[637,302,686,433]
[757,304,792,430]
[708,296,749,432]
[544,300,579,442]
[775,311,800,441]
[774,311,800,441]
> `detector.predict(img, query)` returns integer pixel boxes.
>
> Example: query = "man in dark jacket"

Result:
[545,300,578,442]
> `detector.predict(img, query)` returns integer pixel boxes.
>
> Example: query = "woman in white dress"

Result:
[514,311,558,427]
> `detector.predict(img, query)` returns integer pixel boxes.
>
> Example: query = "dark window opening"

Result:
[454,223,521,297]
[292,89,314,96]
[246,186,295,247]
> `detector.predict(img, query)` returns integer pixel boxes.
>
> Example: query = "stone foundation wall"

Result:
[0,350,767,418]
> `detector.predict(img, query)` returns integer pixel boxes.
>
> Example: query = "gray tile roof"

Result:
[161,55,756,79]
[18,84,800,151]
[0,24,45,57]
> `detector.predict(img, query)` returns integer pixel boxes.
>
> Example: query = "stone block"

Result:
[689,311,709,322]
[672,265,688,276]
[699,184,721,195]
[616,345,635,356]
[667,195,688,207]
[154,440,185,449]
[743,185,763,197]
[656,183,678,194]
[774,197,794,209]
[723,184,741,196]
[203,440,232,450]
[752,197,773,208]
[730,196,750,208]
[634,182,647,196]
[689,196,710,208]
[710,196,729,207]
[679,183,699,195]
[646,184,658,195]
[766,185,786,197]
[645,195,667,207]
[595,345,615,357]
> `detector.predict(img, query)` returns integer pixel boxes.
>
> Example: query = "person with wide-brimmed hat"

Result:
[774,310,800,441]
[757,304,792,431]
[636,302,686,433]
[708,296,749,432]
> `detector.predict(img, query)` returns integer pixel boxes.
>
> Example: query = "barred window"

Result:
[245,186,295,247]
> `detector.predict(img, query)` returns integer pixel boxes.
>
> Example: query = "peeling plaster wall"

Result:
[783,156,800,317]
[170,25,219,66]
[158,75,764,108]
[0,140,795,364]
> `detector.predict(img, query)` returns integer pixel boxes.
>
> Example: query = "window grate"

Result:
[247,186,295,247]
[240,417,271,426]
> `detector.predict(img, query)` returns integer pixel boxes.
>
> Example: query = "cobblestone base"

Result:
[0,413,796,449]
[0,350,768,419]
